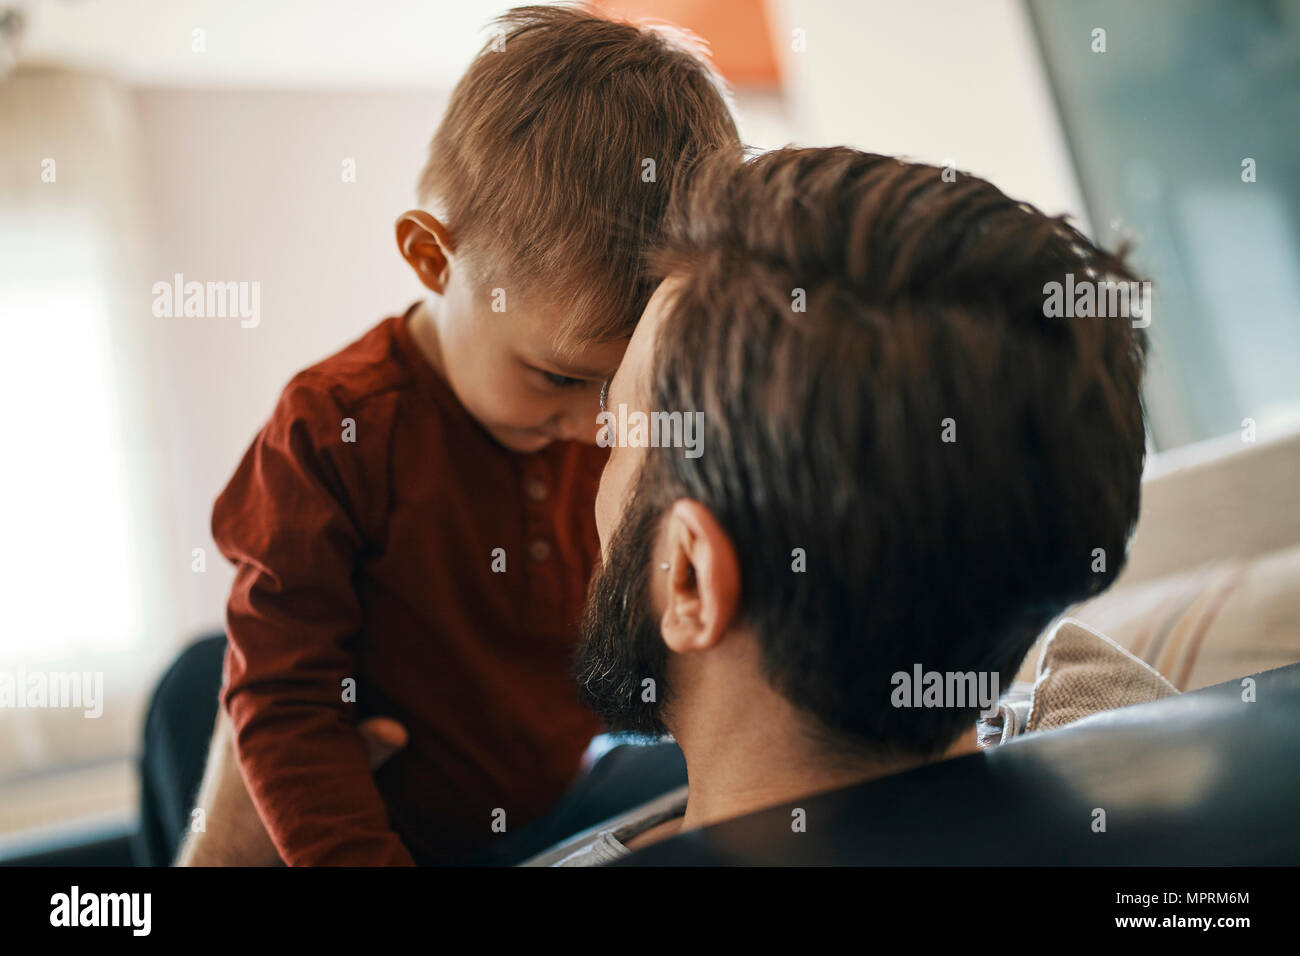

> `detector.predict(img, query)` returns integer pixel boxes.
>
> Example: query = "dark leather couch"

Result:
[618,662,1300,865]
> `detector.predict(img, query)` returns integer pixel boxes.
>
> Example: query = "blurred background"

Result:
[0,0,1296,858]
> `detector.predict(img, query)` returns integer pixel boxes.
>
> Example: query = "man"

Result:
[178,147,1146,865]
[532,146,1147,863]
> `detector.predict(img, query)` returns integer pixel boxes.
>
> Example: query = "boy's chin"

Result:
[488,425,555,454]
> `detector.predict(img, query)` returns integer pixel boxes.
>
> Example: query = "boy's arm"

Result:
[177,711,409,866]
[215,380,414,866]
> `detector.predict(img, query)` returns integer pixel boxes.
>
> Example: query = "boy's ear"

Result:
[658,500,741,656]
[395,211,455,294]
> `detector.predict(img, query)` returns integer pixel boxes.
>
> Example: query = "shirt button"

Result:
[526,479,548,502]
[529,538,551,562]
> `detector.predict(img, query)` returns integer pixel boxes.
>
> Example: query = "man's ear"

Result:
[395,211,454,294]
[659,500,741,655]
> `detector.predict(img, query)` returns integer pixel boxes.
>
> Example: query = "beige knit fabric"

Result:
[1025,619,1179,732]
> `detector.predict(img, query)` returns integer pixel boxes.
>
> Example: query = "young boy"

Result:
[205,6,739,865]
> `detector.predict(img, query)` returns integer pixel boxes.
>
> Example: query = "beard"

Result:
[574,484,673,737]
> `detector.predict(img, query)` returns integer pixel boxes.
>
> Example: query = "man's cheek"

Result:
[594,473,614,554]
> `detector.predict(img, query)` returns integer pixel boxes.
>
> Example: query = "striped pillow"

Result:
[1016,542,1300,691]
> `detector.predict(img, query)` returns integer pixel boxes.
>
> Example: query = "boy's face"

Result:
[398,210,628,453]
[433,257,628,454]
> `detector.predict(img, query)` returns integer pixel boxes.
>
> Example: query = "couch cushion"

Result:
[1025,619,1177,731]
[1016,542,1300,691]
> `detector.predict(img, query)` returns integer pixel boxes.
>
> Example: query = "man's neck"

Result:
[675,723,918,836]
[665,653,980,838]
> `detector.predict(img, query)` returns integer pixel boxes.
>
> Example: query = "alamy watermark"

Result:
[597,403,704,459]
[151,273,260,328]
[890,664,1000,717]
[0,666,103,718]
[50,886,150,936]
[1043,274,1151,328]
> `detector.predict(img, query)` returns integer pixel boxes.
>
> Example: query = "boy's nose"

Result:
[558,419,594,445]
[551,409,599,445]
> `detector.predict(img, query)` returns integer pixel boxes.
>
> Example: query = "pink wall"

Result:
[133,88,447,646]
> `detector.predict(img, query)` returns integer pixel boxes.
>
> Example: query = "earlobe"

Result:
[395,210,454,293]
[658,555,698,654]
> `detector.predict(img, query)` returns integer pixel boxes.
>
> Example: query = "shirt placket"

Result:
[520,455,563,616]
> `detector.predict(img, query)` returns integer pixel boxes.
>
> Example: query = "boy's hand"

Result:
[176,712,409,866]
[358,716,409,768]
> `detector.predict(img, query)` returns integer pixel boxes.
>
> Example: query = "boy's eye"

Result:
[541,371,587,389]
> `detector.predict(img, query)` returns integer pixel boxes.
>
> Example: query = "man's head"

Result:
[396,5,740,452]
[577,147,1148,761]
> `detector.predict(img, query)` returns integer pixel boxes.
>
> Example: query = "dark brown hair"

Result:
[419,5,741,346]
[642,147,1149,758]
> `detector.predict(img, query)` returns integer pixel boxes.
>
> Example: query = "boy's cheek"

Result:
[474,390,564,449]
[492,385,556,430]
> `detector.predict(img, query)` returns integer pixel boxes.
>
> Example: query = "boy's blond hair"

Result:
[418,4,741,347]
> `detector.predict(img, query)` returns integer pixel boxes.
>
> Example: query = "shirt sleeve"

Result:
[213,376,414,866]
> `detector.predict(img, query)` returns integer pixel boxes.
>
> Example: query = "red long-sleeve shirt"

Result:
[213,303,606,865]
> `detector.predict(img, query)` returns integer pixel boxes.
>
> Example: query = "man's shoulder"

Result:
[520,784,690,868]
